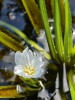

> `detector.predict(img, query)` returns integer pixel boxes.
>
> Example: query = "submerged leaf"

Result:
[21,0,43,34]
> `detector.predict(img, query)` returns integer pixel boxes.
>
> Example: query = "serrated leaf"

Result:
[21,0,43,34]
[39,0,58,61]
[0,21,51,60]
[20,77,41,88]
[64,0,73,62]
[0,31,25,52]
[54,0,64,60]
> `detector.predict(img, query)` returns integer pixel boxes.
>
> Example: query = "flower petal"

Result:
[31,56,44,68]
[15,51,26,65]
[23,52,30,65]
[33,68,44,78]
[14,65,23,75]
[28,50,33,62]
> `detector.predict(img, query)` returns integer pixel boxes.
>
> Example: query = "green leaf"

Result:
[20,77,41,88]
[54,0,64,60]
[58,0,65,31]
[0,31,25,52]
[0,26,21,43]
[68,69,75,100]
[64,0,73,62]
[21,0,43,34]
[70,45,75,66]
[0,21,51,60]
[72,45,75,56]
[51,0,65,30]
[39,0,58,61]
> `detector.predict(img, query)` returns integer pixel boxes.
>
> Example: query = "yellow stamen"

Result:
[24,65,35,75]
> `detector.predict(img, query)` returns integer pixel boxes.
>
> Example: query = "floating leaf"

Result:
[21,0,43,34]
[0,31,25,52]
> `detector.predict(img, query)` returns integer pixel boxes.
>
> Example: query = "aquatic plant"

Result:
[0,0,75,99]
[14,47,44,78]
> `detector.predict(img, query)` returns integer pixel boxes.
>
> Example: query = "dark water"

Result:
[0,0,75,100]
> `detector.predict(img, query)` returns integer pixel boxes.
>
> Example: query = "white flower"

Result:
[14,47,44,78]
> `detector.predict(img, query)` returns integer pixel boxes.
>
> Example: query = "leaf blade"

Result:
[54,0,64,59]
[22,0,43,34]
[39,0,58,61]
[64,0,73,62]
[51,0,65,30]
[0,31,25,52]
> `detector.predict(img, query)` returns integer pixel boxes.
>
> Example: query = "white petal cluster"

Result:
[14,47,44,78]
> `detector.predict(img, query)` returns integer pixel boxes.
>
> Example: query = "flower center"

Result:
[24,65,35,75]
